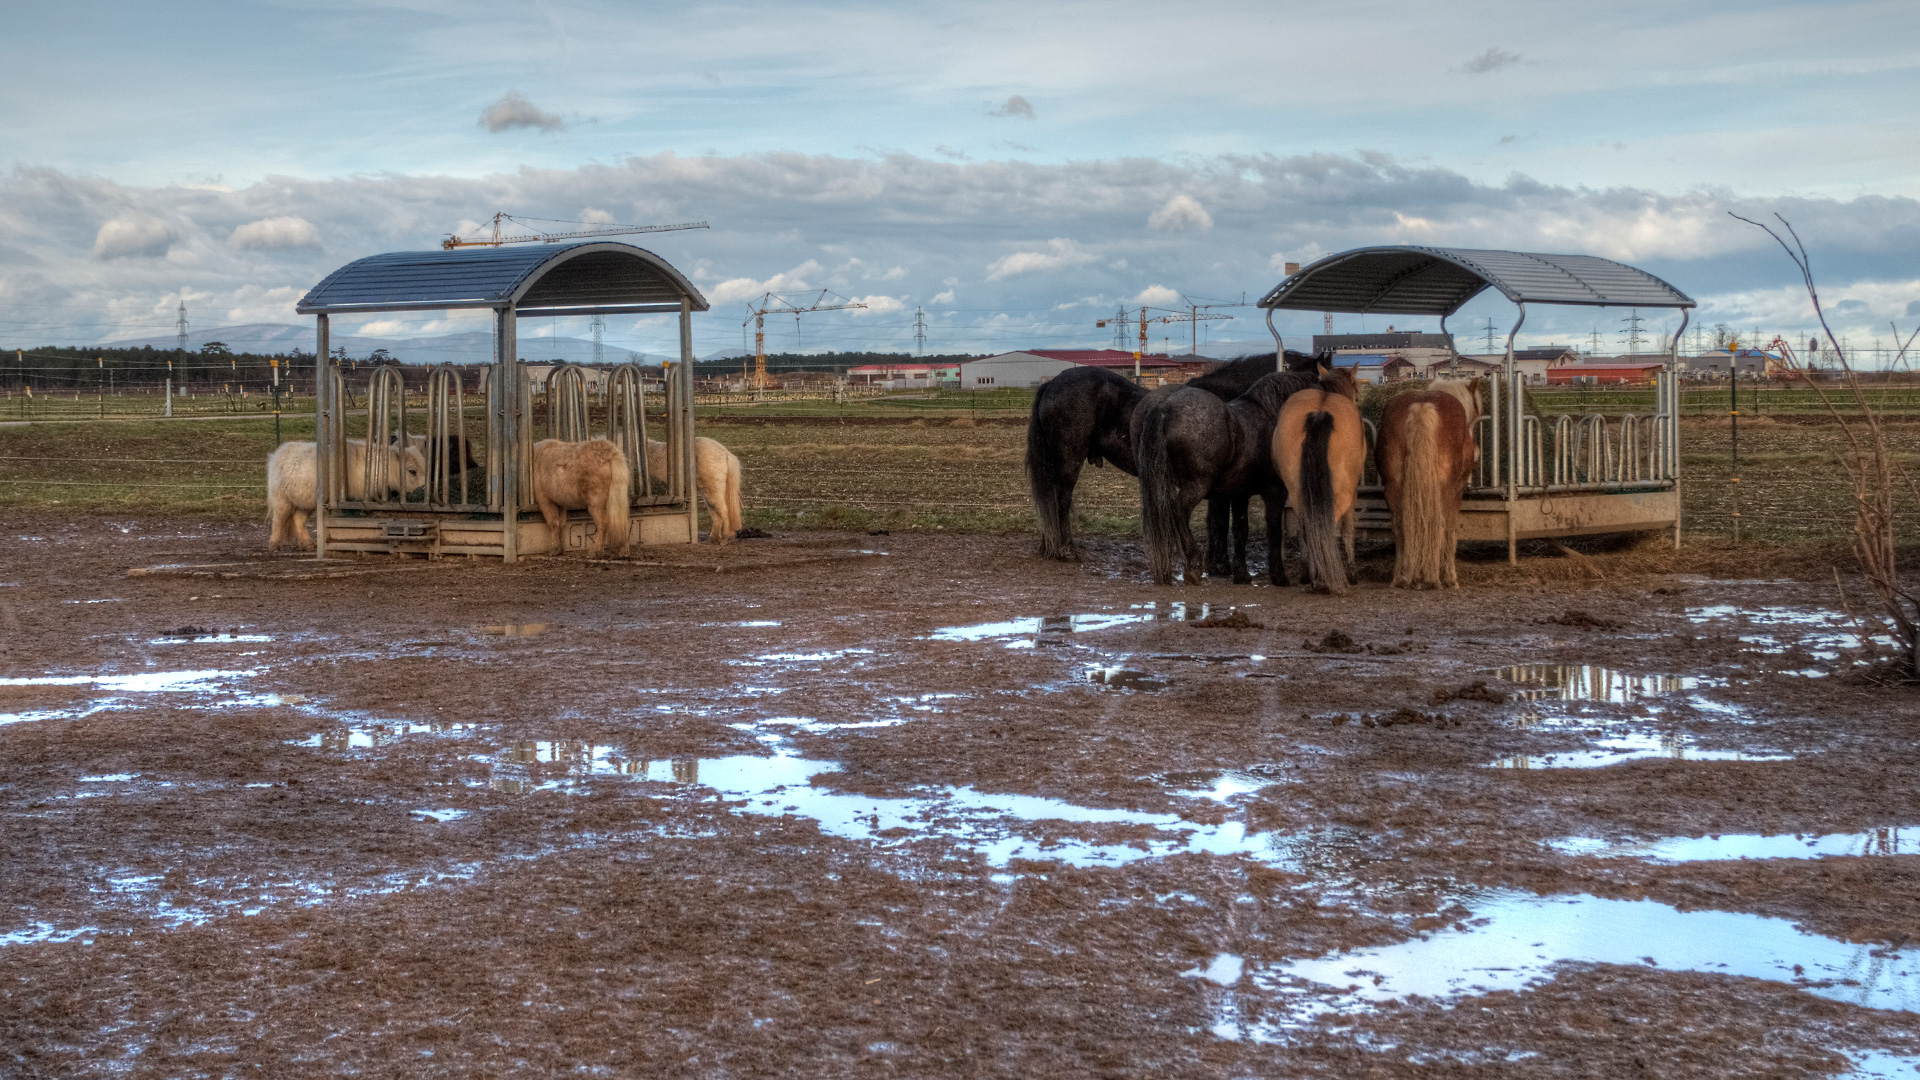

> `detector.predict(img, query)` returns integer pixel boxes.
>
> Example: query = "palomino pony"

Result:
[1376,378,1482,588]
[266,439,426,551]
[1024,351,1325,560]
[1271,367,1364,593]
[531,438,630,555]
[644,436,743,544]
[1133,367,1326,585]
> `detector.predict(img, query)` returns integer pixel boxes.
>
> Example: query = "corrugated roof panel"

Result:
[1260,246,1693,315]
[296,242,708,314]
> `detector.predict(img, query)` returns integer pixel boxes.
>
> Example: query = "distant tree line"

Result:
[3,343,321,392]
[692,351,979,376]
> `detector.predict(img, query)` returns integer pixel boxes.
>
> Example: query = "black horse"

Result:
[1024,351,1323,560]
[1134,368,1325,585]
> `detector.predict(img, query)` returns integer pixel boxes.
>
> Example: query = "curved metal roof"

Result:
[1258,246,1693,315]
[295,241,709,316]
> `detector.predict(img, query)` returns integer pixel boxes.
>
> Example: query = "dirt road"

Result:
[2,516,1917,1077]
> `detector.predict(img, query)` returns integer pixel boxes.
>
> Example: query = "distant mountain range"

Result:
[103,323,677,365]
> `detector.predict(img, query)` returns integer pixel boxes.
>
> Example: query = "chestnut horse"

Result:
[1271,368,1363,593]
[1377,379,1482,588]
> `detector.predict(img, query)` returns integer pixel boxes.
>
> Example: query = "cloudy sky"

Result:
[4,0,1919,360]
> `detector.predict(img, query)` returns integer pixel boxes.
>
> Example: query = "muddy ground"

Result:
[2,515,1918,1077]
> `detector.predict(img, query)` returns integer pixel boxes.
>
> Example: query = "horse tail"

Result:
[1026,392,1076,560]
[604,443,630,553]
[1298,410,1347,595]
[1397,402,1446,588]
[1136,400,1181,586]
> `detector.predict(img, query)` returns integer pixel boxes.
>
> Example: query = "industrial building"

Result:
[957,349,1201,389]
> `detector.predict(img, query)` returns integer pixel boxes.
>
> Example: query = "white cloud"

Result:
[881,265,908,281]
[1148,194,1213,232]
[223,284,304,323]
[930,288,955,305]
[580,207,616,224]
[709,260,825,304]
[1133,284,1182,306]
[228,216,319,250]
[478,90,565,133]
[986,238,1097,280]
[849,295,906,316]
[93,216,176,258]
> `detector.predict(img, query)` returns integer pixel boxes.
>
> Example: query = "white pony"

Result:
[266,440,426,551]
[644,436,743,544]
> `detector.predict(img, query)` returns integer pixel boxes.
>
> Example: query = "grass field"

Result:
[4,406,1917,545]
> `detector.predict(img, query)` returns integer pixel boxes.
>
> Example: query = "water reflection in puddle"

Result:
[1085,665,1166,691]
[1688,604,1899,662]
[1218,890,1920,1040]
[931,603,1235,648]
[1489,731,1791,770]
[296,721,478,752]
[150,634,273,645]
[0,670,255,692]
[480,623,550,637]
[1498,665,1706,704]
[480,749,1306,868]
[1552,826,1920,862]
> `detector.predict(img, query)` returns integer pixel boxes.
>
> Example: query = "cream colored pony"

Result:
[531,438,630,555]
[266,439,425,551]
[644,436,743,544]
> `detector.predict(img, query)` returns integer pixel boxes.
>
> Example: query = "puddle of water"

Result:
[482,748,1307,869]
[296,721,477,751]
[1229,889,1920,1038]
[1489,730,1791,770]
[1172,768,1291,802]
[0,670,255,692]
[1184,953,1245,986]
[1688,604,1899,661]
[1850,1049,1920,1078]
[1085,665,1166,692]
[1552,827,1920,862]
[1497,665,1707,704]
[410,809,468,823]
[79,774,136,783]
[63,598,124,605]
[931,606,1223,646]
[737,647,875,665]
[150,633,273,644]
[0,923,98,947]
[762,716,911,734]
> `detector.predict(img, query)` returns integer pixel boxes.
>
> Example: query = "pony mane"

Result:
[1319,366,1360,400]
[1236,370,1322,415]
[1428,377,1483,424]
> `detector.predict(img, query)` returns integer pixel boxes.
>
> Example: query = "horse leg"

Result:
[1176,490,1204,586]
[1231,495,1252,584]
[1205,498,1230,578]
[537,496,565,555]
[293,509,312,551]
[1342,510,1358,584]
[1046,458,1084,561]
[1263,491,1288,586]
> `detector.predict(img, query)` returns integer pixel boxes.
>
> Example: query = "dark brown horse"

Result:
[1024,351,1324,559]
[1132,367,1328,585]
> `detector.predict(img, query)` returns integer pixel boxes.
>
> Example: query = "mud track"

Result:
[2,514,1918,1077]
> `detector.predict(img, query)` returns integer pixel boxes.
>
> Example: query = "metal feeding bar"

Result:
[299,241,708,561]
[1261,245,1694,562]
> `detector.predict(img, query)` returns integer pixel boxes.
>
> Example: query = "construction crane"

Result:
[1095,305,1233,382]
[441,212,708,249]
[742,290,868,390]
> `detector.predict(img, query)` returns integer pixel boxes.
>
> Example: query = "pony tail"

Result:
[725,450,743,540]
[1298,410,1347,594]
[1026,396,1076,560]
[605,445,631,553]
[1136,402,1180,585]
[1397,402,1445,588]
